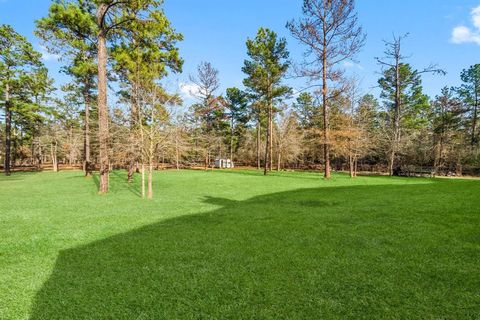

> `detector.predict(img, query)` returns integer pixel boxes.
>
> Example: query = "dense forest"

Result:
[1,0,479,197]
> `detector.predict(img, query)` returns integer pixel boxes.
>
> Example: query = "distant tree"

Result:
[291,92,321,166]
[355,94,380,167]
[0,24,48,175]
[190,62,227,168]
[242,27,291,175]
[431,87,464,175]
[274,112,302,171]
[357,94,379,133]
[457,64,480,148]
[292,92,321,129]
[54,85,84,167]
[168,115,190,170]
[225,87,249,161]
[376,35,443,175]
[287,0,366,178]
[345,83,380,177]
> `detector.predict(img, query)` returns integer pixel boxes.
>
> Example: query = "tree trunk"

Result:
[68,126,74,165]
[127,162,135,183]
[390,55,402,177]
[269,115,273,171]
[147,111,154,199]
[353,157,358,177]
[141,163,145,198]
[4,83,11,176]
[31,138,36,167]
[264,102,272,176]
[322,36,331,179]
[97,4,110,194]
[147,162,153,199]
[83,88,92,176]
[388,149,395,176]
[175,132,180,170]
[230,116,234,161]
[277,151,281,171]
[349,154,354,178]
[51,141,58,172]
[471,91,478,147]
[256,121,261,169]
[456,157,463,176]
[12,136,17,171]
[204,150,208,170]
[433,135,444,176]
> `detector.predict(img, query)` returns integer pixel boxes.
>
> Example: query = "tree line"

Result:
[1,0,479,197]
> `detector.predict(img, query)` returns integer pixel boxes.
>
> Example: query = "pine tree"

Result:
[242,27,291,175]
[0,24,49,175]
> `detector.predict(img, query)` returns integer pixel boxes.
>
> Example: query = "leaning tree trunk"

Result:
[97,4,110,193]
[353,156,358,177]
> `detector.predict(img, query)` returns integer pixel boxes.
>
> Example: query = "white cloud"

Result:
[343,61,364,70]
[473,6,480,28]
[179,82,200,99]
[39,46,61,62]
[451,5,480,45]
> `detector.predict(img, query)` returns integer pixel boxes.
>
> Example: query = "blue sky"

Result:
[0,0,479,104]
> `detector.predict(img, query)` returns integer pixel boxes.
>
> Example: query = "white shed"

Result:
[214,158,234,169]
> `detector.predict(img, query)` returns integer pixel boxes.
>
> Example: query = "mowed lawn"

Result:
[0,170,479,319]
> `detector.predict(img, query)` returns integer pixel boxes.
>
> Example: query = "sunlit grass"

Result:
[0,170,479,319]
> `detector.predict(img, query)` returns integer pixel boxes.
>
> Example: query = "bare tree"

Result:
[287,0,366,178]
[345,78,371,177]
[274,112,303,171]
[190,62,220,103]
[376,34,444,175]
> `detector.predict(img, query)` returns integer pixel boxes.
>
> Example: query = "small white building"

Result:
[214,158,234,169]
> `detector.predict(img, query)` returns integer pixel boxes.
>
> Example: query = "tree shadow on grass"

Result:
[29,181,480,319]
[0,171,38,181]
[110,170,142,197]
[90,171,141,197]
[212,169,325,180]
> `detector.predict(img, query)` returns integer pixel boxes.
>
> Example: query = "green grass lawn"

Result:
[0,169,479,319]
